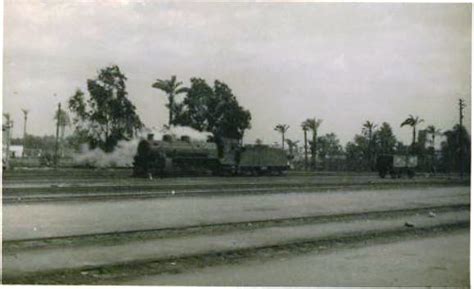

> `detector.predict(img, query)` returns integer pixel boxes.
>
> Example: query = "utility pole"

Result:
[21,109,28,156]
[3,113,13,170]
[54,103,61,168]
[303,128,308,171]
[458,98,466,179]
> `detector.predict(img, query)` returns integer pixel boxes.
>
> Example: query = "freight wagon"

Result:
[376,154,418,178]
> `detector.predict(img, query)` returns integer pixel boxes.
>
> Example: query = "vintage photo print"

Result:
[2,1,471,286]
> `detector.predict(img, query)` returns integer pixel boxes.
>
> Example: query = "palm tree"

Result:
[274,124,290,149]
[426,125,442,174]
[53,108,71,158]
[362,121,377,141]
[301,121,309,171]
[362,121,377,170]
[285,139,299,157]
[426,125,442,148]
[54,109,71,140]
[400,115,424,146]
[305,118,323,170]
[152,75,187,126]
[21,109,29,144]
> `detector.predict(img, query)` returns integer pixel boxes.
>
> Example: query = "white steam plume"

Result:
[72,125,212,168]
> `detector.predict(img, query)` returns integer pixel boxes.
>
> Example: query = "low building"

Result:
[9,145,24,158]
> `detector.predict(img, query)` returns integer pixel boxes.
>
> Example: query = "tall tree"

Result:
[440,124,470,173]
[175,78,213,131]
[68,65,143,152]
[345,134,368,171]
[174,78,251,155]
[305,118,323,170]
[301,121,309,170]
[316,133,343,159]
[425,125,442,173]
[152,75,187,126]
[54,107,71,140]
[362,121,377,170]
[374,122,397,155]
[413,129,432,170]
[416,129,429,150]
[285,139,299,158]
[274,124,290,149]
[400,114,424,146]
[425,125,442,148]
[21,109,29,145]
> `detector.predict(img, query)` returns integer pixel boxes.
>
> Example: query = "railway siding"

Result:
[3,203,469,252]
[3,208,469,284]
[3,186,469,241]
[3,171,470,285]
[3,179,469,203]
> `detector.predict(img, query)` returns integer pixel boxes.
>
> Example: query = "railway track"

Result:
[3,203,469,284]
[1,168,382,180]
[4,203,468,250]
[3,178,468,203]
[3,171,469,285]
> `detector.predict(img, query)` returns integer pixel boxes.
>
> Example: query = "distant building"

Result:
[9,145,24,158]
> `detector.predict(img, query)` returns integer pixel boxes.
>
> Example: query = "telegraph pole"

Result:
[54,103,61,168]
[3,113,13,170]
[21,109,29,156]
[458,98,466,179]
[303,128,308,171]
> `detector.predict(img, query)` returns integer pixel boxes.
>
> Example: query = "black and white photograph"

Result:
[2,1,471,286]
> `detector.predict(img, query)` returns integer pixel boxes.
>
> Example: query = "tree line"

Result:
[9,64,469,173]
[153,76,251,156]
[66,65,251,154]
[274,116,470,173]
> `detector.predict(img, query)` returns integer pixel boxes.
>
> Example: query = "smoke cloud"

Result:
[72,125,212,167]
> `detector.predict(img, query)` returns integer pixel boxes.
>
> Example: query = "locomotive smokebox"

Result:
[147,133,154,141]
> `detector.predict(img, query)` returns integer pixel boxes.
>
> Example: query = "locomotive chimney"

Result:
[147,133,154,141]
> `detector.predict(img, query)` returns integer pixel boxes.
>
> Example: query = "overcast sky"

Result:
[3,1,471,147]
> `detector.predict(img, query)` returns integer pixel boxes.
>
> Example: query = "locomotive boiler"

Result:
[133,133,289,177]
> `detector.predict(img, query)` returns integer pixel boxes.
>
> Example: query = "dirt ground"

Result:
[3,186,468,240]
[2,170,470,285]
[3,209,467,277]
[123,230,469,286]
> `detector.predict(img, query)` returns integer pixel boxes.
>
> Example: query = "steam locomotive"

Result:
[133,133,289,177]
